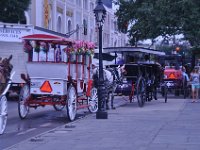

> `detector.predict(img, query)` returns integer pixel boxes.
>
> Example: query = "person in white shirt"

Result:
[190,68,200,102]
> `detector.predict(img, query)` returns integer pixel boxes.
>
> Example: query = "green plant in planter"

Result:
[40,42,49,53]
[34,41,40,53]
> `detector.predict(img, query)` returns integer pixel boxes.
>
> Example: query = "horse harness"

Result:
[106,67,122,84]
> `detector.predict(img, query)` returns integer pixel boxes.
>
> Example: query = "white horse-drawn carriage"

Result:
[19,34,98,121]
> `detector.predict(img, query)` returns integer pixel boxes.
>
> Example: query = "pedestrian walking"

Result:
[190,68,200,102]
[182,66,189,82]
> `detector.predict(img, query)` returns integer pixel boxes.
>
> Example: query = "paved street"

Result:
[4,96,200,150]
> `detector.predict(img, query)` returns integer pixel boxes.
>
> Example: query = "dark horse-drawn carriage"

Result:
[104,47,167,107]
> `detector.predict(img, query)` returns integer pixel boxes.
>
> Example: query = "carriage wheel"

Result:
[18,84,30,119]
[66,85,77,121]
[136,77,146,107]
[53,98,64,111]
[0,95,8,134]
[88,87,98,113]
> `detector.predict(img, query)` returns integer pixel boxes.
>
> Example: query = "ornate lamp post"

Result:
[94,0,107,119]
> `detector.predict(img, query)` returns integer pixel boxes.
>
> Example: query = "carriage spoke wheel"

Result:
[18,84,30,119]
[66,85,77,121]
[53,98,64,111]
[0,95,8,134]
[88,87,98,113]
[136,77,146,107]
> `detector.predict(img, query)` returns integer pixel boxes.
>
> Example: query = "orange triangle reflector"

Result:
[169,73,176,79]
[40,81,52,93]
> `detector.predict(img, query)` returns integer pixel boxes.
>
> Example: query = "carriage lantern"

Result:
[94,0,108,119]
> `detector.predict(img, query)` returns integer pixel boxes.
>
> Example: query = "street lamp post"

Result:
[94,0,108,119]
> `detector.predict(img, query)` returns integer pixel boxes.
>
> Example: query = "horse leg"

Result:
[111,85,118,109]
[110,92,115,109]
[106,93,110,110]
[111,92,115,109]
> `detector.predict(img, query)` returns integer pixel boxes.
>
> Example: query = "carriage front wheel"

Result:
[88,87,98,113]
[18,84,30,119]
[66,85,77,121]
[136,77,146,107]
[0,95,8,134]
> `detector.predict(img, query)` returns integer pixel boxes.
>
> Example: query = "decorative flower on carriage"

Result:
[23,40,33,53]
[40,42,49,53]
[73,41,95,55]
[63,45,75,54]
[75,41,85,55]
[85,42,95,55]
[24,41,49,53]
[30,40,40,53]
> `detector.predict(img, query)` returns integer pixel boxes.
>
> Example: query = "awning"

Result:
[103,47,166,56]
[21,34,73,44]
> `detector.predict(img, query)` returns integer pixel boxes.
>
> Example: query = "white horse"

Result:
[92,65,126,109]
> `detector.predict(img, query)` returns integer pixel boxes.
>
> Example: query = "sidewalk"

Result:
[5,97,200,150]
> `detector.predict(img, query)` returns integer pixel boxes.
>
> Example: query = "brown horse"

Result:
[0,55,13,94]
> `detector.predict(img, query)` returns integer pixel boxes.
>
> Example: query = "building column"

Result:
[52,0,57,31]
[64,2,67,34]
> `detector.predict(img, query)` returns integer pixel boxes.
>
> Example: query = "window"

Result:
[90,2,94,11]
[57,16,62,33]
[90,29,93,41]
[76,0,81,7]
[114,21,118,31]
[68,20,72,33]
[76,24,79,40]
[83,19,87,35]
[48,17,52,30]
[107,14,110,27]
[83,0,88,10]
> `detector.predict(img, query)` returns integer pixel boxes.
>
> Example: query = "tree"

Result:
[0,0,31,24]
[114,0,200,47]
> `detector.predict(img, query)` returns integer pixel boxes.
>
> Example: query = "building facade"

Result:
[26,0,128,48]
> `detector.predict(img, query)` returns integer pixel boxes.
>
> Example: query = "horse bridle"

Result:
[113,68,123,84]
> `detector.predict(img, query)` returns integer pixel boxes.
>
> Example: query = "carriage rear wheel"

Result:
[53,97,64,111]
[66,85,77,121]
[136,77,146,107]
[18,84,30,119]
[88,87,98,113]
[0,95,8,134]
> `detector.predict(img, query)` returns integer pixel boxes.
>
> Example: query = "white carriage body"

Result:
[27,62,68,95]
[26,54,92,95]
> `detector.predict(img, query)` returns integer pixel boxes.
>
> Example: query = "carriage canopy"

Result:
[22,34,73,44]
[103,47,166,56]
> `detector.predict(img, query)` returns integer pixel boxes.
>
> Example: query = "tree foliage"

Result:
[114,0,200,47]
[0,0,31,24]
